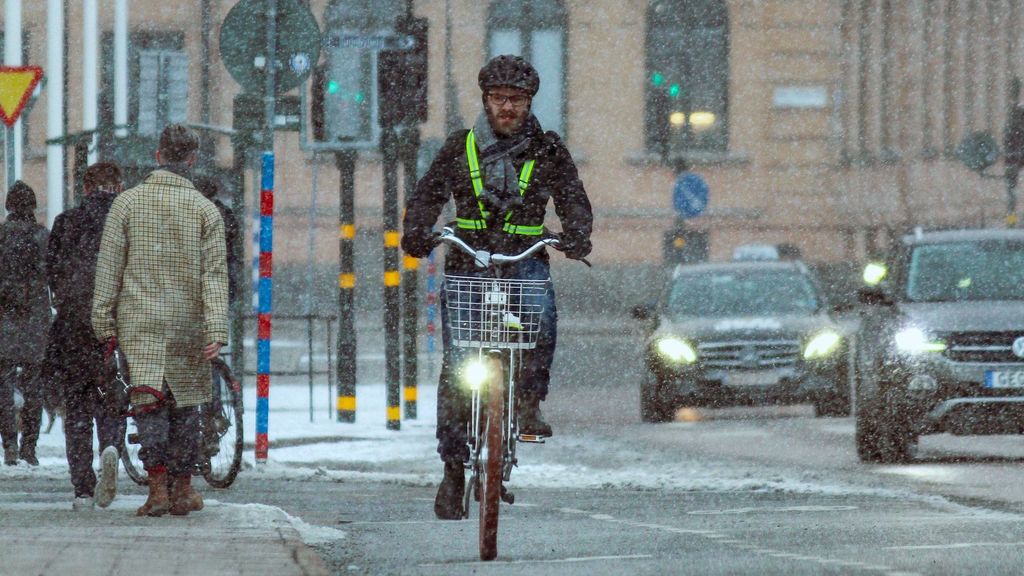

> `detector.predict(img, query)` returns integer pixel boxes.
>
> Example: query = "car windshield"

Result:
[906,240,1024,302]
[667,269,820,317]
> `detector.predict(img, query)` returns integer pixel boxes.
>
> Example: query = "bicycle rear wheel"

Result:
[202,358,244,488]
[479,355,505,561]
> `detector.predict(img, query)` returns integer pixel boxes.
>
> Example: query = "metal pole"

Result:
[82,0,98,164]
[307,315,314,422]
[1008,78,1021,227]
[326,316,334,421]
[113,0,128,138]
[46,0,65,226]
[336,151,357,423]
[401,127,420,419]
[382,125,401,430]
[255,0,278,464]
[4,127,13,197]
[230,134,248,394]
[6,0,22,184]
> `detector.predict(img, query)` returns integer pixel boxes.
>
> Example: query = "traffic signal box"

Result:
[378,16,429,129]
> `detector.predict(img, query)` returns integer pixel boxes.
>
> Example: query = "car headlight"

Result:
[803,329,842,359]
[862,261,888,286]
[894,326,946,354]
[460,358,491,390]
[655,337,697,364]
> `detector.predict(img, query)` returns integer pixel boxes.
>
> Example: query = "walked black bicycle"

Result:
[119,356,244,489]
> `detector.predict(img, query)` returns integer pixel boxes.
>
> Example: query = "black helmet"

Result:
[478,55,540,97]
[6,180,35,214]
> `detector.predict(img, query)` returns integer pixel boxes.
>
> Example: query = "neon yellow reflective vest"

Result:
[456,130,542,235]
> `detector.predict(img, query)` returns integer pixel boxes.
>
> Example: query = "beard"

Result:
[487,107,526,136]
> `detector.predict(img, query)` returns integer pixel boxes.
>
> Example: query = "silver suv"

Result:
[854,228,1024,462]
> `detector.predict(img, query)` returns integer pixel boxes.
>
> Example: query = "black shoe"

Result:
[434,461,465,520]
[518,394,553,437]
[3,445,16,466]
[19,449,38,467]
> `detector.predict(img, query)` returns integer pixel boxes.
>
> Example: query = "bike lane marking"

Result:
[553,507,922,576]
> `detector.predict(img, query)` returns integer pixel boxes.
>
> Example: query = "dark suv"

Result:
[633,259,850,422]
[854,228,1024,462]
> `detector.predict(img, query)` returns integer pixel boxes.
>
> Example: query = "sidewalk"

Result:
[0,379,440,576]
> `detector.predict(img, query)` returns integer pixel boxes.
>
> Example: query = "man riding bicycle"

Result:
[401,55,593,520]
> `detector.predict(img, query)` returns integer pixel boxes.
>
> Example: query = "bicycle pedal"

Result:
[517,434,546,444]
[500,485,514,505]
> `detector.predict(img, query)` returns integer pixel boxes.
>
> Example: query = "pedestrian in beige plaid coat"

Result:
[91,124,228,517]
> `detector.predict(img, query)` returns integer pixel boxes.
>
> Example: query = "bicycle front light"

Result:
[460,358,491,391]
[803,329,842,359]
[655,337,697,365]
[894,326,946,354]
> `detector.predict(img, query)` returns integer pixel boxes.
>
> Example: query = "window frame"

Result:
[485,0,569,138]
[644,0,730,156]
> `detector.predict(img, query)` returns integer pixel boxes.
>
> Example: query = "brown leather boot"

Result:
[169,475,203,516]
[136,468,170,517]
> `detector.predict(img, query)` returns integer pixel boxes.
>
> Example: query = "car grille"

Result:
[943,332,1024,363]
[697,339,802,369]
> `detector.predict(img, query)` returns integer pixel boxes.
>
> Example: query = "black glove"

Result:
[558,234,592,260]
[401,229,440,259]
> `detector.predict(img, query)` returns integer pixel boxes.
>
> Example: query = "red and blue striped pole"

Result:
[255,151,274,463]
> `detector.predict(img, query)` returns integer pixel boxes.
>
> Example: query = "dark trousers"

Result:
[50,315,127,495]
[0,362,43,456]
[436,258,557,463]
[135,391,200,478]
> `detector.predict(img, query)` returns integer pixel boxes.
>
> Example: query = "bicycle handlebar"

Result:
[438,227,560,269]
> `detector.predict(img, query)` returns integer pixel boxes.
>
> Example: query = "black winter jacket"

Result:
[46,192,116,326]
[402,127,593,272]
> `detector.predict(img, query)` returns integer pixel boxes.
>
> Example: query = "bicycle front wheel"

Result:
[479,355,505,561]
[202,358,244,488]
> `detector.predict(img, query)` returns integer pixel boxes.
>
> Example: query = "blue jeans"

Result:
[436,258,557,463]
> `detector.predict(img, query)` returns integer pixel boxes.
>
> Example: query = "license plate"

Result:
[984,370,1024,388]
[726,370,780,387]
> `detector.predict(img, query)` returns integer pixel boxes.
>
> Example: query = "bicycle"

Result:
[117,355,244,489]
[437,226,567,561]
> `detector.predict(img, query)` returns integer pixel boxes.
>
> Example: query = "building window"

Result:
[486,0,567,136]
[645,0,729,155]
[102,32,188,139]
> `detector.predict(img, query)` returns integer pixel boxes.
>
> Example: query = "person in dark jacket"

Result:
[402,55,593,519]
[46,163,127,508]
[193,176,241,303]
[0,181,51,466]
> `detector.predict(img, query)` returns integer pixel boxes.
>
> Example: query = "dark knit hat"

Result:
[6,180,36,214]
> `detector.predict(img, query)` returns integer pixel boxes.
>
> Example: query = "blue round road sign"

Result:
[673,172,709,218]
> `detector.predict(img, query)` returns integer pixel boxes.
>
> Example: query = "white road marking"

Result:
[885,542,1024,551]
[554,506,922,576]
[419,554,653,567]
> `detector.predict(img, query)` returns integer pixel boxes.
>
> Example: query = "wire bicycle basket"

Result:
[444,275,551,350]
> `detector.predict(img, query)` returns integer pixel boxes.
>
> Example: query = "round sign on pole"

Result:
[220,0,322,95]
[673,172,709,218]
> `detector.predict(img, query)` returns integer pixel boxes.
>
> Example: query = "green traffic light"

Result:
[327,80,339,95]
[353,92,365,103]
[651,72,664,86]
[669,84,681,98]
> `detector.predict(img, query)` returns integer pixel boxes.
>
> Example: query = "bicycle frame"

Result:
[438,228,557,560]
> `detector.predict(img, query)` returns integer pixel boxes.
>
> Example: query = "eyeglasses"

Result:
[487,93,531,108]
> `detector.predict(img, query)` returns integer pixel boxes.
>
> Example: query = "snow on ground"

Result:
[0,376,992,510]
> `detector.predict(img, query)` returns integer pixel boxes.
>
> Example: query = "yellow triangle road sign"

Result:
[0,66,42,128]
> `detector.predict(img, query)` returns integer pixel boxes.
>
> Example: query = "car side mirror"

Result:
[857,286,893,307]
[631,303,656,320]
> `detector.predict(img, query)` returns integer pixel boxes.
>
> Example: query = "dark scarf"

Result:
[472,112,543,198]
[471,113,543,227]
